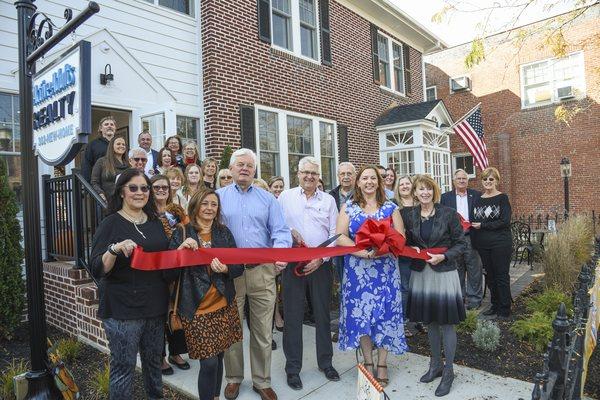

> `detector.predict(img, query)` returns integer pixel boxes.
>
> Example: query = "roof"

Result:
[375,100,443,127]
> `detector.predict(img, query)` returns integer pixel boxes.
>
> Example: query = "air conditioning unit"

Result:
[556,85,575,100]
[450,76,471,92]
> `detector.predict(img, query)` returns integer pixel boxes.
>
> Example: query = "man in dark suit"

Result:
[82,116,116,181]
[138,130,159,177]
[440,169,483,309]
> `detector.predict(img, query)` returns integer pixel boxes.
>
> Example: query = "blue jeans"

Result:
[398,257,412,317]
[103,316,165,400]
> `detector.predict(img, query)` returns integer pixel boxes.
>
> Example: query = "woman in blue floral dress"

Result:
[335,165,408,387]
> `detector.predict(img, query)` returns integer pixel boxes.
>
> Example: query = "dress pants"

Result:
[456,236,483,307]
[477,245,512,316]
[282,261,334,374]
[224,264,276,389]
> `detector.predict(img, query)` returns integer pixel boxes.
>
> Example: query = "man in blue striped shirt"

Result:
[219,148,291,400]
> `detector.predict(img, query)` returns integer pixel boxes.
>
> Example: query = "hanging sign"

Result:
[32,40,91,166]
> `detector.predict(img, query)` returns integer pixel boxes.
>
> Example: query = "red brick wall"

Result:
[425,6,600,215]
[201,0,424,166]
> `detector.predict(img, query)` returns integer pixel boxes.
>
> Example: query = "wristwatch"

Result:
[107,243,119,256]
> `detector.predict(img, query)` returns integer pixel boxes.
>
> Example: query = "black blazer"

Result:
[169,223,243,320]
[404,204,467,273]
[150,149,159,172]
[440,188,481,220]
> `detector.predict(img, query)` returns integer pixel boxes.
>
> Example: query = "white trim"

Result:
[132,0,197,20]
[519,51,586,109]
[270,0,322,63]
[422,57,427,101]
[377,31,405,95]
[452,153,477,178]
[425,85,437,101]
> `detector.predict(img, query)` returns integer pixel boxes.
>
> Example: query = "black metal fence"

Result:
[42,168,106,283]
[512,211,597,237]
[531,240,599,400]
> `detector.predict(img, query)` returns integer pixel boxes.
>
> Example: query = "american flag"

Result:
[453,105,489,169]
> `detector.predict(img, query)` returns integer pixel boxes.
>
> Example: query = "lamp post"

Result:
[560,157,571,219]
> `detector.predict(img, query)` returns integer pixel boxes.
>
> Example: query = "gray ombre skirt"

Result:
[407,264,466,325]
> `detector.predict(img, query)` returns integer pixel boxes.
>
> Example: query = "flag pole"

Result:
[450,102,481,129]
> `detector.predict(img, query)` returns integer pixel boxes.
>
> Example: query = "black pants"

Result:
[282,261,333,374]
[198,352,224,400]
[477,245,512,316]
[162,323,188,358]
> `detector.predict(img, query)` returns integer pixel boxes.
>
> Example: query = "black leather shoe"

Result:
[168,356,190,370]
[161,366,174,376]
[435,368,455,397]
[287,373,303,390]
[482,306,497,316]
[419,366,443,383]
[319,366,340,381]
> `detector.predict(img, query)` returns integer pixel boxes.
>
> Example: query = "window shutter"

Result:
[370,24,380,83]
[402,42,412,94]
[257,0,271,43]
[338,124,349,162]
[240,105,256,151]
[319,0,332,65]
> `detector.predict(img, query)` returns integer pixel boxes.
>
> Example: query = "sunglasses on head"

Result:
[152,185,169,192]
[126,184,150,193]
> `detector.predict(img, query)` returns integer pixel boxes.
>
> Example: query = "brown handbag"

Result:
[167,225,185,334]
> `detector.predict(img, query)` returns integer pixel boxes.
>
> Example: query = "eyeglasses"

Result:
[482,177,495,182]
[234,162,255,169]
[132,157,147,163]
[152,185,169,192]
[339,172,354,177]
[220,176,233,180]
[126,184,150,193]
[299,170,319,177]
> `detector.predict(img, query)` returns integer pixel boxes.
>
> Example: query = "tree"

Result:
[0,159,25,339]
[219,145,233,170]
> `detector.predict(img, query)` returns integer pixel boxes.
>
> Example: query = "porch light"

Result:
[100,63,113,85]
[560,157,571,178]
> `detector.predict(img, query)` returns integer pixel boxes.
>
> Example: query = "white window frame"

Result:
[452,153,476,179]
[377,31,405,96]
[141,0,196,17]
[255,105,337,189]
[426,86,437,101]
[519,51,586,109]
[270,0,321,64]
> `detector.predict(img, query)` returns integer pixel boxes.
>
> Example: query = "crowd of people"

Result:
[88,117,512,400]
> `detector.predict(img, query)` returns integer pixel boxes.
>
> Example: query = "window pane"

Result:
[300,25,316,58]
[142,113,166,149]
[176,116,199,144]
[0,154,23,210]
[426,87,436,101]
[158,0,192,15]
[273,13,291,49]
[260,152,280,181]
[377,35,390,87]
[287,116,312,187]
[321,156,335,190]
[319,122,335,190]
[319,122,334,156]
[259,110,279,151]
[299,0,315,25]
[0,93,19,153]
[273,0,291,13]
[392,43,404,92]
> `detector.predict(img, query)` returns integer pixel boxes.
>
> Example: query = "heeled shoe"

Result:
[419,365,443,383]
[434,368,455,397]
[376,365,389,387]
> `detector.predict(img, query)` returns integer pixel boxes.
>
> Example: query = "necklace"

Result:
[119,209,147,239]
[420,206,435,221]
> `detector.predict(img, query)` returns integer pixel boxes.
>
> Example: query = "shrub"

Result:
[219,145,233,170]
[543,215,594,293]
[0,359,28,400]
[54,338,83,363]
[526,289,573,317]
[510,311,554,352]
[0,159,25,340]
[89,362,110,400]
[472,320,501,352]
[457,309,478,334]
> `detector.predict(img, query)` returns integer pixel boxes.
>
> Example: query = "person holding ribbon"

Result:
[403,174,467,397]
[335,165,408,388]
[169,188,244,400]
[90,168,170,400]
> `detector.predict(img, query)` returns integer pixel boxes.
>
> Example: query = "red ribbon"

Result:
[131,218,447,271]
[458,214,472,232]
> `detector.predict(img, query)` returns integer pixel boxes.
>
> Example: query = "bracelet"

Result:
[107,243,119,256]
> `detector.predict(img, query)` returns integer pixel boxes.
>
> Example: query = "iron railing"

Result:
[531,240,599,400]
[42,168,106,283]
[512,212,597,237]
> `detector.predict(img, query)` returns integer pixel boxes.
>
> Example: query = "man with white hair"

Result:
[277,157,339,390]
[128,148,149,174]
[218,148,292,400]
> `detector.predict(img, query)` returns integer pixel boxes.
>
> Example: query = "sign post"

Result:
[13,1,98,398]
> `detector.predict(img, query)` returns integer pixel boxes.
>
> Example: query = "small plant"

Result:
[54,337,83,363]
[219,145,233,170]
[472,320,501,352]
[510,311,554,352]
[89,362,110,400]
[457,309,478,334]
[0,358,28,400]
[526,289,573,317]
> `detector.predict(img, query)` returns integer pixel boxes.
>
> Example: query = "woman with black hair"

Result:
[166,135,185,170]
[90,168,172,400]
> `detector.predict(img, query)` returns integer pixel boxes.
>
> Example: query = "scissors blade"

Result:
[317,233,341,248]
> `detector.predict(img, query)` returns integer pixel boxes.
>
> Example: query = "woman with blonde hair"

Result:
[216,169,233,189]
[201,157,218,189]
[183,141,201,168]
[267,176,285,199]
[177,164,204,212]
[470,167,512,319]
[165,167,186,208]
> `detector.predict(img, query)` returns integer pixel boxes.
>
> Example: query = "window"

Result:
[453,154,476,177]
[424,150,451,193]
[387,150,414,176]
[426,86,437,101]
[377,32,405,95]
[256,107,336,189]
[144,0,194,16]
[141,113,165,148]
[0,92,22,208]
[271,0,320,61]
[520,52,585,108]
[176,115,199,142]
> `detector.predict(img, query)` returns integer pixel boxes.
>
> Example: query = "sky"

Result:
[392,0,587,47]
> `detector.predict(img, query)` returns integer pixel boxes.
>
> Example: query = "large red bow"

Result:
[355,217,406,256]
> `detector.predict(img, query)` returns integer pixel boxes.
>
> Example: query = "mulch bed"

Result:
[0,324,193,400]
[406,278,600,399]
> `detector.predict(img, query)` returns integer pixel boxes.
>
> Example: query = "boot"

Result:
[419,359,443,383]
[434,367,455,397]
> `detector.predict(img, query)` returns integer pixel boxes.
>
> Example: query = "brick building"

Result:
[425,4,600,215]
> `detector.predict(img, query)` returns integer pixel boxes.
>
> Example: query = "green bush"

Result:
[89,362,110,400]
[472,320,501,352]
[54,338,83,363]
[526,289,573,317]
[0,159,25,340]
[0,359,28,400]
[457,309,478,334]
[219,145,233,171]
[510,311,554,352]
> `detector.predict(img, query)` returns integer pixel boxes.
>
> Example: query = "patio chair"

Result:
[511,221,534,267]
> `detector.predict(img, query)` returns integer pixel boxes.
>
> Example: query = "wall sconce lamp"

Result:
[100,63,114,85]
